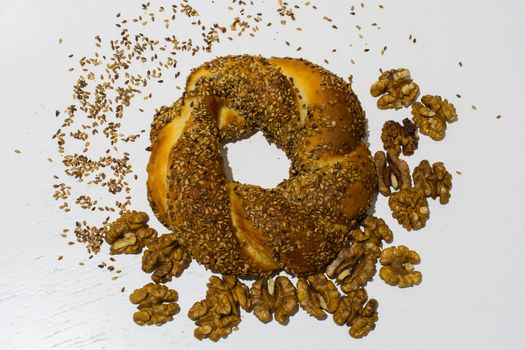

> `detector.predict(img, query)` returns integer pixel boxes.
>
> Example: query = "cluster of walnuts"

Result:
[370,68,456,231]
[101,67,457,343]
[370,68,458,141]
[104,211,191,325]
[107,210,425,341]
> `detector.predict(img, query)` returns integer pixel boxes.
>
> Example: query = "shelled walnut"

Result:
[374,150,412,196]
[188,275,250,342]
[349,299,379,339]
[379,245,422,288]
[297,274,340,319]
[381,118,419,157]
[326,216,392,293]
[370,68,420,110]
[339,251,378,293]
[411,95,457,141]
[333,288,379,339]
[129,283,180,326]
[326,244,365,282]
[333,288,368,326]
[351,216,394,247]
[142,233,191,283]
[388,188,430,230]
[250,276,298,324]
[413,160,453,204]
[105,211,157,254]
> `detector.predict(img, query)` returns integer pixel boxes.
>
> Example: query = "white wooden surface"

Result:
[1,1,524,349]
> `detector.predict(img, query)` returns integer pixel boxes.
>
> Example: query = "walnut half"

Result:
[250,276,298,324]
[297,274,340,320]
[142,233,191,283]
[379,245,422,288]
[332,288,379,339]
[388,188,430,230]
[381,118,419,157]
[188,275,250,342]
[129,283,180,326]
[413,160,453,204]
[325,216,391,293]
[105,211,157,254]
[374,150,412,197]
[370,68,420,110]
[411,95,457,141]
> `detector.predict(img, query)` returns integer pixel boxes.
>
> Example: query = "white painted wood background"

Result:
[1,1,524,349]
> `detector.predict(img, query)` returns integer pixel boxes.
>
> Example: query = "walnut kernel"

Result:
[349,299,379,339]
[352,215,394,248]
[332,288,379,338]
[381,118,418,157]
[370,68,420,110]
[411,95,457,141]
[105,211,157,254]
[374,151,391,196]
[188,275,250,342]
[333,287,368,326]
[129,283,180,326]
[374,151,412,197]
[339,251,378,293]
[297,274,340,319]
[327,216,391,293]
[388,188,429,230]
[379,245,422,288]
[251,276,298,324]
[413,160,453,204]
[142,233,191,283]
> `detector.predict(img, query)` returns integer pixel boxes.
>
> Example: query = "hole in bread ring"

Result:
[147,55,378,276]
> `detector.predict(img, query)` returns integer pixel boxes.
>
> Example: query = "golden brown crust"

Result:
[146,55,377,276]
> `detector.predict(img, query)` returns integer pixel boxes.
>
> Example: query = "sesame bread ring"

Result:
[147,55,377,276]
